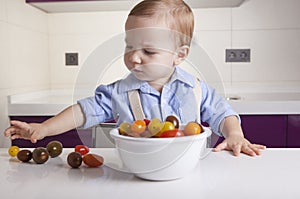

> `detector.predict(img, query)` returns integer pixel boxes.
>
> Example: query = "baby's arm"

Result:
[4,104,85,143]
[213,115,266,156]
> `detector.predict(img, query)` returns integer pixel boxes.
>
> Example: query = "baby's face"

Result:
[124,16,181,84]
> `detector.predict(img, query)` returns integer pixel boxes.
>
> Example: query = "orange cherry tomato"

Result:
[159,129,185,138]
[184,122,203,136]
[130,120,146,134]
[75,145,90,156]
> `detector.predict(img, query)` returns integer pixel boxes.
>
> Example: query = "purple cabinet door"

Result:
[210,115,287,148]
[240,115,287,148]
[9,116,92,148]
[287,115,300,147]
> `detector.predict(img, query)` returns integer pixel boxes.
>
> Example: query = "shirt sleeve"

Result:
[77,84,114,129]
[200,81,240,137]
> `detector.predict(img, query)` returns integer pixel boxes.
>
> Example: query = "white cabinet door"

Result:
[93,123,116,148]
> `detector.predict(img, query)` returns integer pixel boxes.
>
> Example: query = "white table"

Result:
[1,148,299,199]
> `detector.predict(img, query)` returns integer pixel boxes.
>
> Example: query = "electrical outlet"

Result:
[226,49,250,62]
[65,53,78,66]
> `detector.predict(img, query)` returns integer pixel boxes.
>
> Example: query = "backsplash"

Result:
[47,0,300,90]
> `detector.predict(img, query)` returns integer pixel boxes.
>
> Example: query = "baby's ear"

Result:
[174,45,190,65]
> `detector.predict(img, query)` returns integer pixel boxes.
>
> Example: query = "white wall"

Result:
[48,0,300,91]
[231,0,300,90]
[48,11,129,89]
[0,0,49,147]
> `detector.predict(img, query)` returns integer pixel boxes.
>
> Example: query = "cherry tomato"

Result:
[143,119,151,126]
[165,115,179,128]
[159,129,185,138]
[8,146,20,157]
[32,147,49,164]
[46,141,63,158]
[83,153,104,167]
[184,122,203,136]
[75,145,90,156]
[148,118,163,136]
[119,122,131,135]
[17,149,32,162]
[130,120,146,134]
[67,152,82,168]
[157,121,175,136]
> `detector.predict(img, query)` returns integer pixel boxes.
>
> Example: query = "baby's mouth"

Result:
[131,68,143,73]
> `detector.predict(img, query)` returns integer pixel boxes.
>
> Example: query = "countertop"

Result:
[7,89,300,115]
[1,148,300,199]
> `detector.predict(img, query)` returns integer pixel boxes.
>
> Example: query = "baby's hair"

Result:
[128,0,194,47]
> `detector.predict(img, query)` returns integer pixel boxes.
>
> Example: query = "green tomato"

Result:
[119,122,131,135]
[148,118,163,136]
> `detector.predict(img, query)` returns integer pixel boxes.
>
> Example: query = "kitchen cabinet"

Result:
[240,115,287,147]
[93,123,116,148]
[9,116,92,148]
[25,0,246,13]
[211,115,290,148]
[287,115,300,147]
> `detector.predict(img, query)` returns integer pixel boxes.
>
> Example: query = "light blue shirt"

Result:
[78,67,239,136]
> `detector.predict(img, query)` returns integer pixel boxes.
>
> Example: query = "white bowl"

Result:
[110,127,212,181]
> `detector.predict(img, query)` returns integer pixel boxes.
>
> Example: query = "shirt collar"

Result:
[169,66,195,88]
[117,73,148,93]
[117,66,195,93]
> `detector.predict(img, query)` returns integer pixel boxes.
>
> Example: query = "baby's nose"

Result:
[129,50,142,64]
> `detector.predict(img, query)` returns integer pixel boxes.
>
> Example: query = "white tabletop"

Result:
[1,148,300,199]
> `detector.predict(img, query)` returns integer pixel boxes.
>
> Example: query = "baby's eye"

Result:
[125,45,134,53]
[125,45,133,50]
[143,49,156,55]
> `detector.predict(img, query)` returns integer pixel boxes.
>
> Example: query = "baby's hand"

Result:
[4,120,45,143]
[214,135,266,156]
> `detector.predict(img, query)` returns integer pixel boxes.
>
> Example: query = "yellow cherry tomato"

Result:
[157,121,175,137]
[8,146,20,157]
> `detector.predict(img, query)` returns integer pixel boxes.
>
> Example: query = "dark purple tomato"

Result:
[17,149,32,162]
[32,147,49,164]
[67,152,82,168]
[46,141,63,158]
[165,115,179,128]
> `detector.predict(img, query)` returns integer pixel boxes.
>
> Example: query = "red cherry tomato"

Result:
[143,119,151,126]
[83,153,104,167]
[75,145,90,155]
[159,129,185,138]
